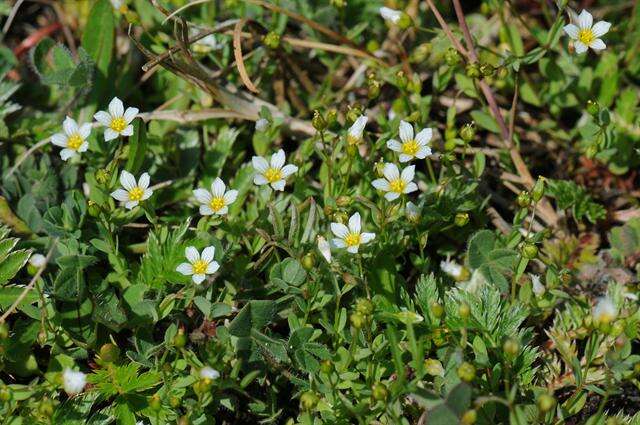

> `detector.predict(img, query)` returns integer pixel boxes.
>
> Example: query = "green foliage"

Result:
[546,179,607,223]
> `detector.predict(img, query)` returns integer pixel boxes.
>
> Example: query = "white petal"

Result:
[78,142,89,153]
[589,38,606,50]
[51,133,68,147]
[138,172,150,189]
[404,182,418,194]
[415,146,432,159]
[111,189,130,202]
[271,149,285,169]
[349,116,367,137]
[194,188,212,204]
[104,128,119,141]
[578,10,592,29]
[332,238,346,248]
[199,205,214,216]
[192,274,206,284]
[223,190,238,205]
[94,111,112,126]
[330,223,349,238]
[141,189,153,201]
[63,116,78,135]
[591,21,611,38]
[124,200,139,210]
[121,125,134,137]
[401,165,415,182]
[280,164,298,178]
[253,174,268,185]
[385,192,400,201]
[563,23,579,39]
[201,246,215,263]
[206,261,220,274]
[120,170,137,191]
[387,139,402,152]
[382,163,400,181]
[216,206,228,215]
[415,128,432,145]
[185,246,200,263]
[123,107,139,123]
[574,41,588,54]
[108,97,124,117]
[176,263,193,275]
[360,233,375,244]
[60,148,76,161]
[399,120,414,142]
[211,178,225,197]
[372,178,390,191]
[348,212,361,234]
[252,156,269,173]
[271,179,286,191]
[347,245,359,254]
[78,123,92,139]
[399,154,413,163]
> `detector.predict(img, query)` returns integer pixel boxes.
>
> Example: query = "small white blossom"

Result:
[530,274,545,296]
[194,34,221,52]
[94,97,139,141]
[330,212,375,254]
[62,368,86,395]
[440,260,463,280]
[563,10,611,54]
[593,296,617,325]
[176,246,220,284]
[405,202,420,223]
[387,120,432,163]
[200,366,220,380]
[347,115,368,145]
[252,149,298,191]
[29,253,46,268]
[111,170,153,210]
[255,118,270,132]
[51,117,91,161]
[372,163,418,201]
[316,236,332,263]
[193,178,238,216]
[380,7,402,24]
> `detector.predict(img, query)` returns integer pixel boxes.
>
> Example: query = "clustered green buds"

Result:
[355,298,374,316]
[466,63,481,79]
[444,47,461,66]
[351,298,374,329]
[262,31,281,49]
[95,168,110,185]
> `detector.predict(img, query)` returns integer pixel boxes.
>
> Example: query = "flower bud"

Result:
[395,71,408,89]
[332,211,349,224]
[170,396,181,408]
[326,109,338,127]
[301,253,316,271]
[397,13,413,30]
[517,191,531,208]
[458,302,470,319]
[355,298,374,316]
[320,359,333,374]
[496,66,508,80]
[0,386,12,402]
[461,409,477,425]
[300,391,319,410]
[371,383,388,401]
[99,343,120,363]
[366,40,380,53]
[610,320,625,337]
[173,328,187,348]
[466,63,481,79]
[457,362,476,382]
[503,338,519,357]
[149,394,162,411]
[460,123,475,142]
[330,0,346,8]
[346,105,364,124]
[444,47,461,66]
[312,110,327,131]
[424,358,444,376]
[537,393,555,413]
[95,168,110,185]
[455,212,469,227]
[350,312,366,329]
[522,243,538,259]
[346,144,358,157]
[38,398,54,417]
[411,43,432,63]
[0,322,8,339]
[531,177,545,202]
[367,79,381,99]
[430,301,444,318]
[480,63,495,77]
[586,100,600,117]
[87,200,101,217]
[262,31,281,49]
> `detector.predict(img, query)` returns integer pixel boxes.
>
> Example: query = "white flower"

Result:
[440,260,463,280]
[51,117,91,161]
[387,120,432,162]
[62,368,86,395]
[193,178,238,216]
[28,253,46,268]
[593,296,617,325]
[176,246,220,284]
[111,170,153,210]
[316,236,332,263]
[200,366,220,380]
[94,97,139,141]
[255,118,270,132]
[346,115,368,145]
[563,10,611,54]
[405,202,420,223]
[330,212,375,254]
[530,274,545,296]
[194,34,221,52]
[372,163,418,201]
[380,7,402,24]
[252,149,298,191]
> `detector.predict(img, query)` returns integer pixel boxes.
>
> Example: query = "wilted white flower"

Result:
[331,212,375,254]
[405,201,420,223]
[372,163,418,201]
[51,117,91,161]
[111,170,153,210]
[62,368,86,395]
[317,236,332,263]
[380,7,402,24]
[176,246,220,284]
[387,120,432,163]
[593,296,617,325]
[193,178,238,216]
[530,274,545,296]
[94,97,139,141]
[563,10,611,54]
[346,115,368,145]
[252,149,298,191]
[200,366,220,380]
[440,259,463,280]
[29,253,46,268]
[255,118,270,132]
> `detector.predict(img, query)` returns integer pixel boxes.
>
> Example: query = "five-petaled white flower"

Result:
[563,10,611,54]
[111,170,153,210]
[380,7,402,24]
[94,97,139,141]
[347,115,368,145]
[252,149,298,191]
[200,366,220,381]
[51,117,91,161]
[62,368,86,395]
[372,163,418,201]
[331,212,375,254]
[405,201,420,223]
[176,246,220,284]
[387,120,432,162]
[593,296,617,325]
[193,178,238,216]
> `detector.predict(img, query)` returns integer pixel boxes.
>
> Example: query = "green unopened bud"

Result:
[87,200,101,217]
[367,79,381,99]
[586,100,600,117]
[457,362,476,382]
[346,144,358,157]
[461,409,477,425]
[300,391,319,410]
[149,394,162,411]
[366,40,380,53]
[517,191,531,208]
[371,383,388,401]
[173,328,187,348]
[455,212,469,227]
[503,338,519,357]
[432,328,447,347]
[466,63,481,79]
[537,393,555,413]
[99,343,120,363]
[332,212,349,224]
[301,253,316,271]
[0,386,11,402]
[522,243,538,259]
[395,71,408,89]
[531,177,545,202]
[336,196,351,207]
[411,43,432,63]
[326,109,338,127]
[320,359,333,374]
[459,303,470,319]
[430,301,444,318]
[355,298,374,316]
[262,31,280,49]
[444,139,457,152]
[312,110,327,131]
[346,105,363,124]
[374,161,385,177]
[95,168,110,185]
[350,312,366,329]
[170,396,181,408]
[460,123,475,142]
[444,47,461,66]
[398,13,413,30]
[480,63,495,77]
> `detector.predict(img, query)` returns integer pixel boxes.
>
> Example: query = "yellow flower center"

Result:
[67,133,84,150]
[347,135,361,146]
[192,259,208,274]
[389,178,406,193]
[209,197,225,212]
[264,167,282,183]
[344,233,361,247]
[401,140,419,156]
[578,28,595,45]
[128,187,144,201]
[110,117,127,132]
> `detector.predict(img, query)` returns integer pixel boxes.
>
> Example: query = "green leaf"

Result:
[470,110,500,134]
[81,0,115,102]
[228,300,277,337]
[0,249,31,286]
[125,119,147,174]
